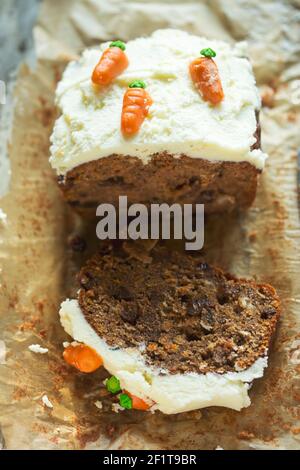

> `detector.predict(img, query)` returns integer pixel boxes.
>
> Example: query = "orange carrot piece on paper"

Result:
[92,40,129,86]
[189,47,224,105]
[121,80,153,136]
[63,344,103,373]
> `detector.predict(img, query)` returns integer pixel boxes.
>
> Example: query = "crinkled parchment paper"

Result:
[0,0,300,450]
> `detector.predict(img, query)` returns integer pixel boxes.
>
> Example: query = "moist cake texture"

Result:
[50,29,266,215]
[59,154,259,216]
[60,247,280,413]
[77,247,279,375]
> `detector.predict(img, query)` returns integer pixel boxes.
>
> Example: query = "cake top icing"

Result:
[50,29,267,174]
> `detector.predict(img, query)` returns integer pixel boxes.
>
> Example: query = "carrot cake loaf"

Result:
[50,29,266,216]
[59,246,280,414]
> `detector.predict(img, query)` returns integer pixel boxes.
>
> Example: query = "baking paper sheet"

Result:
[0,0,300,449]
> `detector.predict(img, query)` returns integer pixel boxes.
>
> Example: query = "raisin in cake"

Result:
[50,29,266,217]
[59,247,280,414]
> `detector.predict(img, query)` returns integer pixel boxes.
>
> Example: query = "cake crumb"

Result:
[0,340,6,364]
[63,341,80,349]
[261,85,275,108]
[42,395,53,409]
[28,344,49,354]
[215,445,224,450]
[291,427,300,435]
[238,431,255,440]
[248,230,257,242]
[112,403,124,413]
[94,400,103,410]
[69,235,87,252]
[0,208,7,225]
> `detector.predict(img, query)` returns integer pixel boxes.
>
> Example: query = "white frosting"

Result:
[59,299,268,414]
[50,29,267,175]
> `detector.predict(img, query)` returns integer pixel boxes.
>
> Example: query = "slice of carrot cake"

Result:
[59,246,280,414]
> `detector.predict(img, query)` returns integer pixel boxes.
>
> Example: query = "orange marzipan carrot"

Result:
[189,53,224,105]
[125,390,152,410]
[121,81,153,136]
[63,344,103,373]
[92,41,129,86]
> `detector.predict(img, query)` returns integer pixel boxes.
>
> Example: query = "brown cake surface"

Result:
[77,246,280,375]
[60,154,260,218]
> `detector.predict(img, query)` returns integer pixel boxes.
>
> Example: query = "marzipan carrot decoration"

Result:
[189,47,224,105]
[120,391,152,410]
[121,80,153,136]
[127,392,152,411]
[63,343,103,373]
[92,40,129,86]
